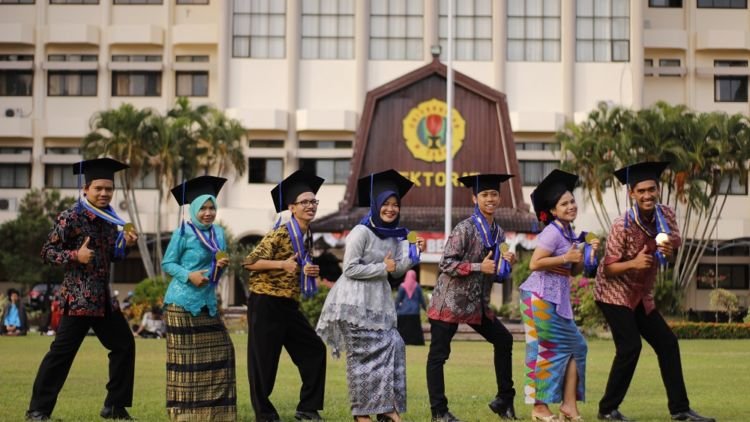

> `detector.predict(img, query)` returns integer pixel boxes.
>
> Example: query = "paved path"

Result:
[422,322,525,342]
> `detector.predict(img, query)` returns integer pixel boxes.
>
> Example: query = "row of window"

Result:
[232,0,630,62]
[650,0,747,8]
[643,58,750,103]
[0,70,208,97]
[1,0,209,4]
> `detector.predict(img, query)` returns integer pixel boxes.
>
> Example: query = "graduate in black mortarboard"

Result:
[28,158,138,421]
[518,169,600,421]
[242,170,327,422]
[594,162,714,422]
[426,173,519,422]
[161,175,238,420]
[315,169,425,421]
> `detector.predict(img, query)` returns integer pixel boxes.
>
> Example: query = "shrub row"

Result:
[668,322,750,339]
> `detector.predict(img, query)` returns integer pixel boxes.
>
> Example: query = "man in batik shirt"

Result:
[595,161,714,422]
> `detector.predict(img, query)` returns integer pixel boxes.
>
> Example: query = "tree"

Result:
[0,189,75,286]
[558,102,750,294]
[83,103,157,278]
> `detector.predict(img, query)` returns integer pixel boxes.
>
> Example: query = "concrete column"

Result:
[493,0,505,92]
[354,0,369,114]
[164,0,175,109]
[31,1,47,189]
[685,0,695,109]
[630,0,644,110]
[217,0,231,109]
[100,0,112,111]
[285,0,300,175]
[424,0,438,62]
[561,0,575,120]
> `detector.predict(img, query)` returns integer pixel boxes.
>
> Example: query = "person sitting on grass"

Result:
[132,305,166,339]
[1,288,28,336]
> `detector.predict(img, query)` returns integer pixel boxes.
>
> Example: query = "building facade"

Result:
[1,0,749,311]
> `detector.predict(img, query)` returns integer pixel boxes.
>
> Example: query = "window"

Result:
[717,172,748,195]
[0,164,31,188]
[48,54,98,61]
[520,160,558,186]
[301,0,354,59]
[232,0,286,58]
[132,170,157,188]
[177,0,208,4]
[0,0,34,3]
[370,0,423,60]
[175,55,209,62]
[649,0,682,6]
[507,0,561,62]
[0,70,33,96]
[576,0,630,62]
[439,0,492,61]
[111,54,162,62]
[248,158,283,183]
[644,58,654,76]
[659,58,681,77]
[45,147,80,154]
[698,0,746,8]
[45,164,79,188]
[0,147,31,154]
[516,141,559,151]
[112,71,161,96]
[249,139,284,148]
[696,264,749,290]
[299,158,349,184]
[113,0,162,4]
[50,0,98,4]
[299,140,352,149]
[0,54,33,61]
[48,71,97,96]
[176,71,208,97]
[714,60,748,103]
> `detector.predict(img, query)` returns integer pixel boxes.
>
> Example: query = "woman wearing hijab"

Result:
[316,169,425,422]
[162,176,236,421]
[519,170,599,422]
[395,270,427,345]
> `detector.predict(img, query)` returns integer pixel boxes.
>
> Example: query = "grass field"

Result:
[0,335,747,422]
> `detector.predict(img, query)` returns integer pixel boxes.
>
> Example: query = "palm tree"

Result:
[198,107,247,177]
[83,103,157,279]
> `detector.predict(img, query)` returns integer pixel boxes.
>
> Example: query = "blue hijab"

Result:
[358,190,408,239]
[189,194,217,230]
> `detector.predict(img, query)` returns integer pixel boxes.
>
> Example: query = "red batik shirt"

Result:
[594,205,681,314]
[41,205,128,317]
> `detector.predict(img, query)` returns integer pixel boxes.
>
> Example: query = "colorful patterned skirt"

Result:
[520,290,587,404]
[341,324,407,416]
[165,304,237,421]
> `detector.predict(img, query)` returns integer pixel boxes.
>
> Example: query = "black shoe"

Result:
[25,410,50,421]
[100,406,133,420]
[432,411,462,422]
[295,410,323,421]
[671,409,715,422]
[488,397,518,420]
[597,409,633,421]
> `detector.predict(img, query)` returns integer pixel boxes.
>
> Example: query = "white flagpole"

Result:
[444,0,454,241]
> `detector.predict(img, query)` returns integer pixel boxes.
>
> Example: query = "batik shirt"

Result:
[427,217,500,325]
[244,225,305,301]
[41,206,128,317]
[594,205,681,314]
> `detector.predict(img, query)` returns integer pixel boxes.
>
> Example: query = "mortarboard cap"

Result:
[357,169,415,206]
[270,170,325,213]
[458,173,513,194]
[530,170,578,220]
[170,175,227,206]
[72,158,129,184]
[614,161,669,187]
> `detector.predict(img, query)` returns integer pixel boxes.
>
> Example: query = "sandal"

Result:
[531,414,560,422]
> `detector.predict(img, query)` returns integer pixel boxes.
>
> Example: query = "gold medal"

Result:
[407,232,418,243]
[500,243,510,254]
[215,251,228,260]
[123,223,135,234]
[585,232,597,244]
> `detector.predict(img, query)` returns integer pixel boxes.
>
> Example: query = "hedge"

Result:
[668,322,750,339]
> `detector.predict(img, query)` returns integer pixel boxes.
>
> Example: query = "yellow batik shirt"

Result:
[244,225,302,300]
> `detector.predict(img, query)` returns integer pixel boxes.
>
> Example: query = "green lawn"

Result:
[0,335,747,421]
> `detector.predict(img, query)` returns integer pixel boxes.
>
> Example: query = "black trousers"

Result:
[597,301,690,414]
[28,310,135,415]
[426,316,515,415]
[247,293,326,421]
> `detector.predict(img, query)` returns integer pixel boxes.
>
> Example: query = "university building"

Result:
[1,0,749,311]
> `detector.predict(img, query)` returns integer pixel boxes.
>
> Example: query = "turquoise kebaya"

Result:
[162,194,226,317]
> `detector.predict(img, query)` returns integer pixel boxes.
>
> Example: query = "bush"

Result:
[668,322,750,339]
[654,270,683,316]
[570,276,606,330]
[299,285,330,326]
[130,276,169,322]
[709,288,740,323]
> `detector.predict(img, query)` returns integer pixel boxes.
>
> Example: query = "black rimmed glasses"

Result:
[293,199,320,208]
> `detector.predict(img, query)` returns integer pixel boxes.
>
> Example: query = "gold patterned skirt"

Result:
[165,304,237,422]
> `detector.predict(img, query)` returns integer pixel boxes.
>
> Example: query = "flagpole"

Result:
[444,0,454,241]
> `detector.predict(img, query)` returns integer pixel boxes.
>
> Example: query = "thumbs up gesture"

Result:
[631,245,654,270]
[188,269,209,287]
[384,251,396,273]
[480,251,496,274]
[281,253,299,273]
[77,237,93,264]
[563,244,583,265]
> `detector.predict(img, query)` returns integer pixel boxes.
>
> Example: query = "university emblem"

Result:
[402,98,466,163]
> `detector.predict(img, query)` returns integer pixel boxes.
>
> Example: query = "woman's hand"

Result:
[188,270,209,287]
[384,251,396,272]
[216,257,230,269]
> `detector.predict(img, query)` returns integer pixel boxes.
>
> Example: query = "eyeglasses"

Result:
[293,199,320,208]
